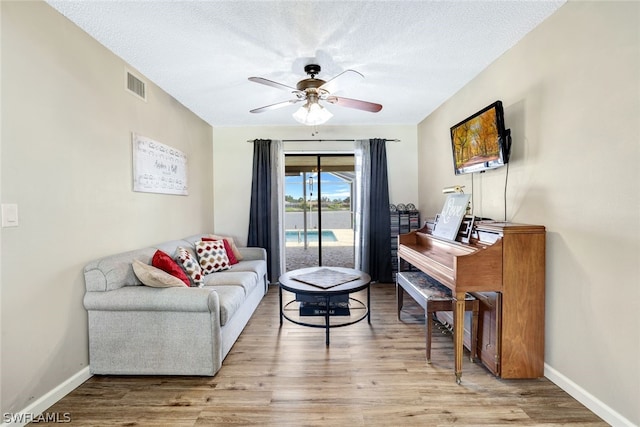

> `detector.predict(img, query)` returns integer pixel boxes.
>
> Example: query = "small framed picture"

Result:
[457,215,475,244]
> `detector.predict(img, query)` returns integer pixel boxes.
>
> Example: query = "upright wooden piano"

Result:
[398,221,545,382]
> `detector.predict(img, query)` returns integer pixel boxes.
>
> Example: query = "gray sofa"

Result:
[83,233,268,376]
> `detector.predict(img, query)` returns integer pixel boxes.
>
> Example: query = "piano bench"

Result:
[396,271,479,364]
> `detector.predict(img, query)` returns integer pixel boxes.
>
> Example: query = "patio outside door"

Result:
[284,154,355,271]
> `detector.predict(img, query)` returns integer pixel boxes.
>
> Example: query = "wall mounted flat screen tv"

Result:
[450,100,511,175]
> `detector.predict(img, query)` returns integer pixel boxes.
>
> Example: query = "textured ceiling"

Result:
[46,1,565,127]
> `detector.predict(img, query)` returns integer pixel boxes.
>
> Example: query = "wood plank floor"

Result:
[38,285,607,426]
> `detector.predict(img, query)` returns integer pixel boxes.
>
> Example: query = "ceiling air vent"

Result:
[125,69,147,101]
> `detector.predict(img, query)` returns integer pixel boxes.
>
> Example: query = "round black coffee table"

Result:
[278,267,371,345]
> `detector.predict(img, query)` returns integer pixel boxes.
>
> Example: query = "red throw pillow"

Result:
[221,239,238,265]
[202,237,238,265]
[152,250,190,287]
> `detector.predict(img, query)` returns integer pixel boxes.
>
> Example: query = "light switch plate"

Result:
[1,204,19,227]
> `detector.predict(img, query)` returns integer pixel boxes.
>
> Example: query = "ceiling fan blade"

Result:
[248,76,298,92]
[319,69,364,94]
[250,99,301,113]
[326,96,382,113]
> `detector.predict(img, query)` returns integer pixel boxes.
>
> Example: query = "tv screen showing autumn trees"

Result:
[451,106,501,170]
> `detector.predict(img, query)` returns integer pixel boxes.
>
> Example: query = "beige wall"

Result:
[417,1,639,425]
[212,125,418,245]
[0,2,213,415]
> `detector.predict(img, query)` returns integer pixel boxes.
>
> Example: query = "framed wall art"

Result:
[432,193,471,241]
[132,133,188,195]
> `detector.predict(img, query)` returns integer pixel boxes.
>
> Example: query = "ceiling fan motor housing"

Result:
[297,64,326,91]
[296,78,326,91]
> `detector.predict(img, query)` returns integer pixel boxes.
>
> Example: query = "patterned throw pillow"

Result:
[201,237,238,265]
[151,250,191,287]
[174,246,204,287]
[195,240,231,273]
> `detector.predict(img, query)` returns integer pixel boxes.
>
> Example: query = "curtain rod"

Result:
[246,138,400,143]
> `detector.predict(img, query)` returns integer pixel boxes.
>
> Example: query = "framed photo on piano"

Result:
[457,215,475,243]
[432,193,471,241]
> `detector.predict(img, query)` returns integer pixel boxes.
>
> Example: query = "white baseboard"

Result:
[544,363,636,427]
[2,367,92,427]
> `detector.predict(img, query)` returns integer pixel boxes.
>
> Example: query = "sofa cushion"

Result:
[175,247,204,287]
[207,285,246,326]
[132,260,188,288]
[202,271,258,295]
[196,240,231,273]
[151,250,190,287]
[228,260,267,282]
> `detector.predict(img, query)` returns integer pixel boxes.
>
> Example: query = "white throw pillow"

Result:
[132,259,187,288]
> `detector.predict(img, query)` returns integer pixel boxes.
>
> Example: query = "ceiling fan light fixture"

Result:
[292,100,333,126]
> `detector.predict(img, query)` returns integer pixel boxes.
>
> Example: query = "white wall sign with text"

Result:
[132,133,188,195]
[433,193,471,241]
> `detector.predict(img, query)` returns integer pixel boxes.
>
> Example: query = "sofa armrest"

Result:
[238,247,267,262]
[84,286,219,313]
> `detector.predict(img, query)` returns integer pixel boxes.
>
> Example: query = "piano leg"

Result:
[454,292,466,385]
[396,282,404,320]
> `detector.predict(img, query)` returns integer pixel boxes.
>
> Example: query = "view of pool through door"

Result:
[284,154,355,271]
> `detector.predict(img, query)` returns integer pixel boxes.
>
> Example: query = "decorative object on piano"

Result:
[432,193,472,241]
[457,215,475,244]
[441,186,471,216]
[450,100,512,175]
[423,217,437,233]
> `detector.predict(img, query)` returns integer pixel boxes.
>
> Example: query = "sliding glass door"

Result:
[284,154,355,271]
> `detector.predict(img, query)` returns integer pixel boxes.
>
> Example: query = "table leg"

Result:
[454,291,466,384]
[279,286,283,326]
[396,282,403,320]
[325,294,330,346]
[367,284,371,323]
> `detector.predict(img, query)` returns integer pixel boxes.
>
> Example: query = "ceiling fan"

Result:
[248,64,383,126]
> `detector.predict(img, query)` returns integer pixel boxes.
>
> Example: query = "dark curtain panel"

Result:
[367,138,393,283]
[247,139,273,278]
